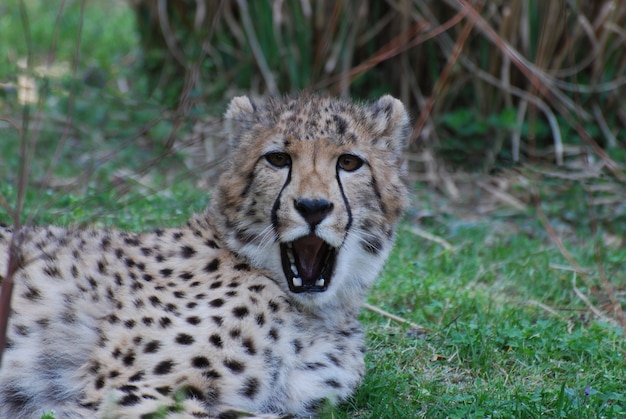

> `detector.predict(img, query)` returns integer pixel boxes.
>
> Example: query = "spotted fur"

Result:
[0,93,410,418]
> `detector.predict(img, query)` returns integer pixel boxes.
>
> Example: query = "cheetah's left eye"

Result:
[337,154,363,172]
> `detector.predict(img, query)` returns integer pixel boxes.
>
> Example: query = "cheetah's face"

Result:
[213,94,410,307]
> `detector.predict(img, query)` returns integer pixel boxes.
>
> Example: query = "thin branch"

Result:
[364,303,430,332]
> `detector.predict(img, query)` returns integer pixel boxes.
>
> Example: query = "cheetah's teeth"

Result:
[292,277,303,287]
[290,264,298,275]
[315,278,325,287]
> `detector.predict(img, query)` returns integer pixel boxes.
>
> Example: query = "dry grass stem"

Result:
[364,303,430,333]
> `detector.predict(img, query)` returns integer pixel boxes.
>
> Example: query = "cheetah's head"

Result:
[211,93,410,309]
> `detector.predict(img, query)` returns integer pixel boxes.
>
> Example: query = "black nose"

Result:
[294,199,334,227]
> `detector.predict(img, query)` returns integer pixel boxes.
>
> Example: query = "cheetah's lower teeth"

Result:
[315,278,325,287]
[292,277,303,287]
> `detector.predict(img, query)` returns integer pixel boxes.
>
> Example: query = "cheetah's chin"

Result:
[280,234,337,293]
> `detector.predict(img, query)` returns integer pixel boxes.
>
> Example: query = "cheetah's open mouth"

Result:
[280,234,337,293]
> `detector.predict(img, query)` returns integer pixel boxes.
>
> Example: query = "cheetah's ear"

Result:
[224,96,256,149]
[369,95,411,154]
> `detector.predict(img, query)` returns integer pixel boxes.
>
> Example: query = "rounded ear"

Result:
[368,95,411,154]
[225,96,255,120]
[224,96,256,149]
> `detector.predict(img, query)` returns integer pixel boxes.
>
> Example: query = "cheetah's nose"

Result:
[294,198,334,227]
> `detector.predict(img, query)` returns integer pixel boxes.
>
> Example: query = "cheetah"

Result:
[0,93,410,418]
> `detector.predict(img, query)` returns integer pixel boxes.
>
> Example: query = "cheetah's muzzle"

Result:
[280,234,337,293]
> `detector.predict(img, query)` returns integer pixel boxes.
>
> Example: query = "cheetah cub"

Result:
[0,93,410,418]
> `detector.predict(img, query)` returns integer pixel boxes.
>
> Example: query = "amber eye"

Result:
[265,152,291,168]
[337,154,364,172]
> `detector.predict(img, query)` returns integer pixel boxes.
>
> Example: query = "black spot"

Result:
[154,228,164,237]
[43,265,61,278]
[108,314,119,324]
[153,360,175,375]
[210,281,222,289]
[109,370,120,379]
[205,239,219,249]
[326,353,341,367]
[159,317,172,328]
[191,356,211,369]
[3,384,32,409]
[129,371,144,382]
[229,328,241,338]
[268,300,279,312]
[239,377,259,399]
[23,286,42,301]
[305,362,327,370]
[268,327,279,341]
[187,302,198,309]
[325,379,342,388]
[114,273,123,286]
[149,296,161,306]
[186,316,201,325]
[223,359,244,374]
[156,386,171,396]
[203,369,221,380]
[36,318,50,328]
[140,247,152,256]
[159,268,173,278]
[242,338,256,355]
[142,317,154,326]
[204,259,220,273]
[124,237,140,246]
[209,298,224,308]
[225,291,237,297]
[248,284,264,293]
[183,385,205,401]
[292,339,303,354]
[124,319,136,329]
[97,260,107,274]
[180,245,197,258]
[119,384,139,393]
[119,393,140,406]
[95,375,105,389]
[232,306,249,318]
[212,316,224,326]
[234,263,250,271]
[332,114,348,135]
[101,237,111,250]
[209,334,223,348]
[255,313,265,327]
[179,271,194,280]
[144,340,161,353]
[176,333,194,345]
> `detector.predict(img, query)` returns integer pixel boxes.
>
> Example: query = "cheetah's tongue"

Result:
[292,234,329,284]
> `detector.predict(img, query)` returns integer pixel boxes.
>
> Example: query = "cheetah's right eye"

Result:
[265,152,292,168]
